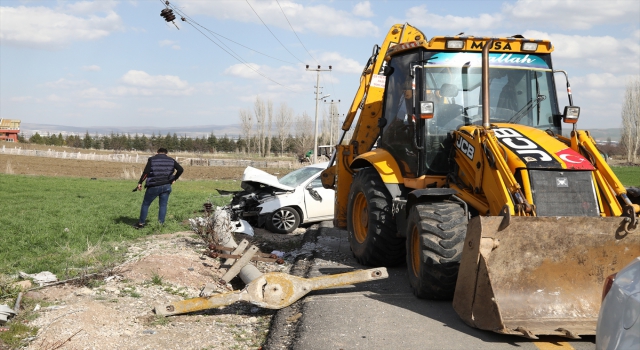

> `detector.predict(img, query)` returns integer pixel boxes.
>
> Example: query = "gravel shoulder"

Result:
[13,227,308,350]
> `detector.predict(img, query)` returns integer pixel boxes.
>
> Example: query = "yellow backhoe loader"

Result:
[320,23,640,338]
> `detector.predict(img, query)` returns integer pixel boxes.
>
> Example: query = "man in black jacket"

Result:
[134,148,183,228]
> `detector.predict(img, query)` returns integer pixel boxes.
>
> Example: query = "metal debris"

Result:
[155,268,389,316]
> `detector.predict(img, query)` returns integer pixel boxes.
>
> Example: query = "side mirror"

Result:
[307,188,322,201]
[419,101,434,119]
[562,106,580,124]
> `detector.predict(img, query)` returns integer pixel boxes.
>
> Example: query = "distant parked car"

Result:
[226,163,334,234]
[596,257,640,350]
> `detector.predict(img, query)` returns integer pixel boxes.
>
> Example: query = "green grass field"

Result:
[610,166,640,187]
[0,175,239,277]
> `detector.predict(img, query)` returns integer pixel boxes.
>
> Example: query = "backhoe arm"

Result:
[321,23,426,228]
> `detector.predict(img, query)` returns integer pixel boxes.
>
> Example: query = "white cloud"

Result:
[353,1,374,18]
[176,0,379,37]
[0,4,124,49]
[137,107,165,114]
[389,5,502,34]
[121,70,189,89]
[10,96,33,102]
[46,94,64,102]
[159,40,180,50]
[115,70,194,96]
[222,62,311,97]
[224,63,263,79]
[523,31,640,73]
[81,65,101,72]
[503,0,640,30]
[65,0,118,15]
[77,87,107,99]
[223,63,308,86]
[316,52,361,74]
[79,100,119,109]
[41,78,91,89]
[573,73,632,89]
[558,73,633,128]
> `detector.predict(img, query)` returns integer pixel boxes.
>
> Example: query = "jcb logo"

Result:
[493,128,553,163]
[470,41,513,51]
[456,136,475,160]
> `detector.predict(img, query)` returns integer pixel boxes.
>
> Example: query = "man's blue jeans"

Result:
[138,184,172,224]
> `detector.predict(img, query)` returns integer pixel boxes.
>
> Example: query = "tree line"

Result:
[17,95,342,157]
[19,130,331,156]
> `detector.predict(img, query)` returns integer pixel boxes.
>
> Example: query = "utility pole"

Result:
[306,65,331,164]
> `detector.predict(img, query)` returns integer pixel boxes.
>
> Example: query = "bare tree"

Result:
[621,76,640,163]
[321,104,330,145]
[330,101,340,145]
[295,112,314,156]
[239,108,253,154]
[254,96,266,156]
[266,99,273,157]
[276,102,293,156]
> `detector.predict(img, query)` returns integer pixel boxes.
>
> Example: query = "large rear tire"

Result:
[406,201,467,299]
[347,168,405,266]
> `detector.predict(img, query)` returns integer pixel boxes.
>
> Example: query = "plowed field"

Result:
[0,154,291,180]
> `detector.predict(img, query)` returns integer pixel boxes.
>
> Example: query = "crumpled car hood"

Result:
[241,166,294,192]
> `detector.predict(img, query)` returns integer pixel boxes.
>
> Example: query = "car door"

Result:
[302,175,335,221]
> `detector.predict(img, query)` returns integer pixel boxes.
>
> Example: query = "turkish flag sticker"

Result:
[555,148,594,170]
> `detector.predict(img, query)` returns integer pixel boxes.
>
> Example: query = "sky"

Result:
[1,0,639,131]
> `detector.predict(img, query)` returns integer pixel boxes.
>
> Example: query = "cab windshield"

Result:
[422,51,560,132]
[379,49,562,177]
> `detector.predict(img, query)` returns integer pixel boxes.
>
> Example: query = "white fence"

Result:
[1,146,146,163]
[1,146,300,169]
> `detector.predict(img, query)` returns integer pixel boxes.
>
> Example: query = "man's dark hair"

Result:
[157,148,168,154]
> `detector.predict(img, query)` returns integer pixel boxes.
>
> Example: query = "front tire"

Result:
[347,168,405,266]
[266,207,300,234]
[406,201,467,299]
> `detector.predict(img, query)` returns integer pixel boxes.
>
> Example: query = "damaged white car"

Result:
[224,163,335,234]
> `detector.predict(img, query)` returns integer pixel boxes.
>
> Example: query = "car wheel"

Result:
[266,207,300,234]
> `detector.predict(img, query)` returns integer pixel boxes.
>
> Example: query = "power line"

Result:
[275,0,318,64]
[186,21,294,91]
[167,3,295,65]
[245,0,305,64]
[159,1,296,91]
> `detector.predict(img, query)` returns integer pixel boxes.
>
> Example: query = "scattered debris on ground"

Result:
[2,226,305,349]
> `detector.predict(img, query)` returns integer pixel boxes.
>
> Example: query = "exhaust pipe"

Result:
[482,39,493,129]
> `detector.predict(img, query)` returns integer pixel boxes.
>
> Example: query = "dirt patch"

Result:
[16,229,306,350]
[0,154,292,180]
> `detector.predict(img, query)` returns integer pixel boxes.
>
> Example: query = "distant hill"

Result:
[18,123,622,142]
[19,123,242,139]
[584,128,621,142]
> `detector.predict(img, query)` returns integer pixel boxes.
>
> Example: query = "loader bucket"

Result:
[453,216,640,339]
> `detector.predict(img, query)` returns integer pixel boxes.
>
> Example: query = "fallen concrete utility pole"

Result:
[155,268,388,316]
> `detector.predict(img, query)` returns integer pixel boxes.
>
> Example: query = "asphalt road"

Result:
[287,222,597,350]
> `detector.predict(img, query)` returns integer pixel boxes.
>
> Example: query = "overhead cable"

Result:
[245,0,305,64]
[185,21,294,91]
[275,0,318,64]
[168,3,295,64]
[159,0,295,91]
